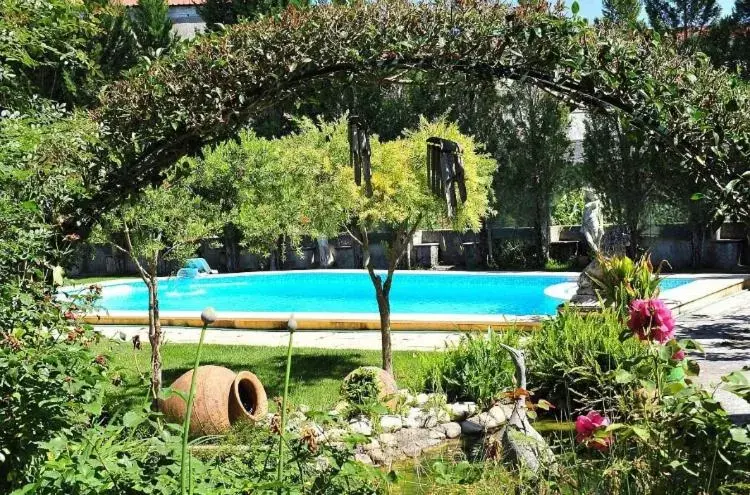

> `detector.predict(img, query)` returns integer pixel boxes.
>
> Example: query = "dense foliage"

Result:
[189,122,353,265]
[426,330,520,408]
[525,308,649,415]
[0,109,109,489]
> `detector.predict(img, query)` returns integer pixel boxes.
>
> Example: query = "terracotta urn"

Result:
[343,366,398,409]
[160,365,268,437]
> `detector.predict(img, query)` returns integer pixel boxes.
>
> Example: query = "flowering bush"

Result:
[575,411,612,452]
[627,298,675,344]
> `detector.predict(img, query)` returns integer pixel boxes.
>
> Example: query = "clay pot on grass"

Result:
[160,365,268,437]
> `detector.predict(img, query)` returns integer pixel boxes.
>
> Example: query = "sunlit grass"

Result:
[99,339,437,412]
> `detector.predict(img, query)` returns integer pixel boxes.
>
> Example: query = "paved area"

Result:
[676,290,750,386]
[98,326,464,351]
[676,290,750,423]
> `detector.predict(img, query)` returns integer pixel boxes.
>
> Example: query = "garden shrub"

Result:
[525,307,648,416]
[492,240,541,270]
[341,367,382,405]
[425,329,520,408]
[588,253,664,317]
[0,285,109,490]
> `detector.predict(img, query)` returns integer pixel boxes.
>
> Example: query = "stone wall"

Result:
[69,222,747,277]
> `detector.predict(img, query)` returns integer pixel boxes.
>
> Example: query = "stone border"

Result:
[65,271,748,331]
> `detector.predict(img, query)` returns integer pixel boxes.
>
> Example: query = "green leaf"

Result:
[571,1,580,14]
[123,410,146,428]
[730,428,750,444]
[614,369,635,384]
[631,425,650,441]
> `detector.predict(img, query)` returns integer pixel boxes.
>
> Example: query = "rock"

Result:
[402,444,422,458]
[450,402,477,421]
[461,412,501,435]
[349,418,373,436]
[369,448,388,465]
[403,407,424,429]
[354,452,373,465]
[441,422,462,439]
[322,427,347,442]
[298,404,310,414]
[362,439,380,452]
[378,433,398,447]
[488,405,507,425]
[397,389,415,406]
[415,393,430,406]
[380,415,403,433]
[428,427,446,440]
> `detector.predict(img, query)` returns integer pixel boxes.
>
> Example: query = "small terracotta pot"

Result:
[160,365,268,437]
[343,366,398,409]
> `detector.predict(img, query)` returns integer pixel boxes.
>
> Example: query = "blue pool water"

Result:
[94,272,694,316]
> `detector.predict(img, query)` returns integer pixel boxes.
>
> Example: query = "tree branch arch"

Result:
[89,0,749,225]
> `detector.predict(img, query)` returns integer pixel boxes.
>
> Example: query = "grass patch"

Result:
[65,275,134,285]
[99,339,437,412]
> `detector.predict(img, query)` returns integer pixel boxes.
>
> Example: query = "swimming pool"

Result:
[93,271,695,317]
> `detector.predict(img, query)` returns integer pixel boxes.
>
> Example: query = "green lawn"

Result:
[65,275,134,285]
[99,339,440,412]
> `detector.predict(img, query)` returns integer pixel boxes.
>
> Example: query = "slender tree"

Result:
[92,180,216,405]
[132,0,176,57]
[343,118,496,374]
[493,85,571,265]
[582,114,678,258]
[603,0,642,24]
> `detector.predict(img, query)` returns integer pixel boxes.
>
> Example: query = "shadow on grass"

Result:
[164,352,372,403]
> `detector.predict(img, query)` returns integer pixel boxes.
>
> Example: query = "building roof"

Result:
[119,0,205,6]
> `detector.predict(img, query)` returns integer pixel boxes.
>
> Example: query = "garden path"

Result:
[676,290,750,424]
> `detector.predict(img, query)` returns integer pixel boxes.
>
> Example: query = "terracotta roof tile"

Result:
[118,0,205,6]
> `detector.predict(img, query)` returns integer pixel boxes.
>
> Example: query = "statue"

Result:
[581,187,604,254]
[569,188,604,308]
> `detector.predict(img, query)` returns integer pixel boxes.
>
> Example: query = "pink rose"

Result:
[575,411,612,451]
[627,298,675,344]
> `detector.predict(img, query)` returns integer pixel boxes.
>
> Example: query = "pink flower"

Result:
[671,349,686,361]
[575,411,612,451]
[627,298,675,344]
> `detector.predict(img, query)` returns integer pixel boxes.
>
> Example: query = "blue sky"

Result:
[563,0,736,21]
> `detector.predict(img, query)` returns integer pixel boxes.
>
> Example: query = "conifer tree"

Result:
[132,0,175,57]
[602,0,642,24]
[644,0,721,30]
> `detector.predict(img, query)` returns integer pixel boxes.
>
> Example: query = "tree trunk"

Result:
[535,195,550,265]
[480,217,494,267]
[147,274,162,409]
[626,225,640,259]
[223,225,241,272]
[375,284,392,373]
